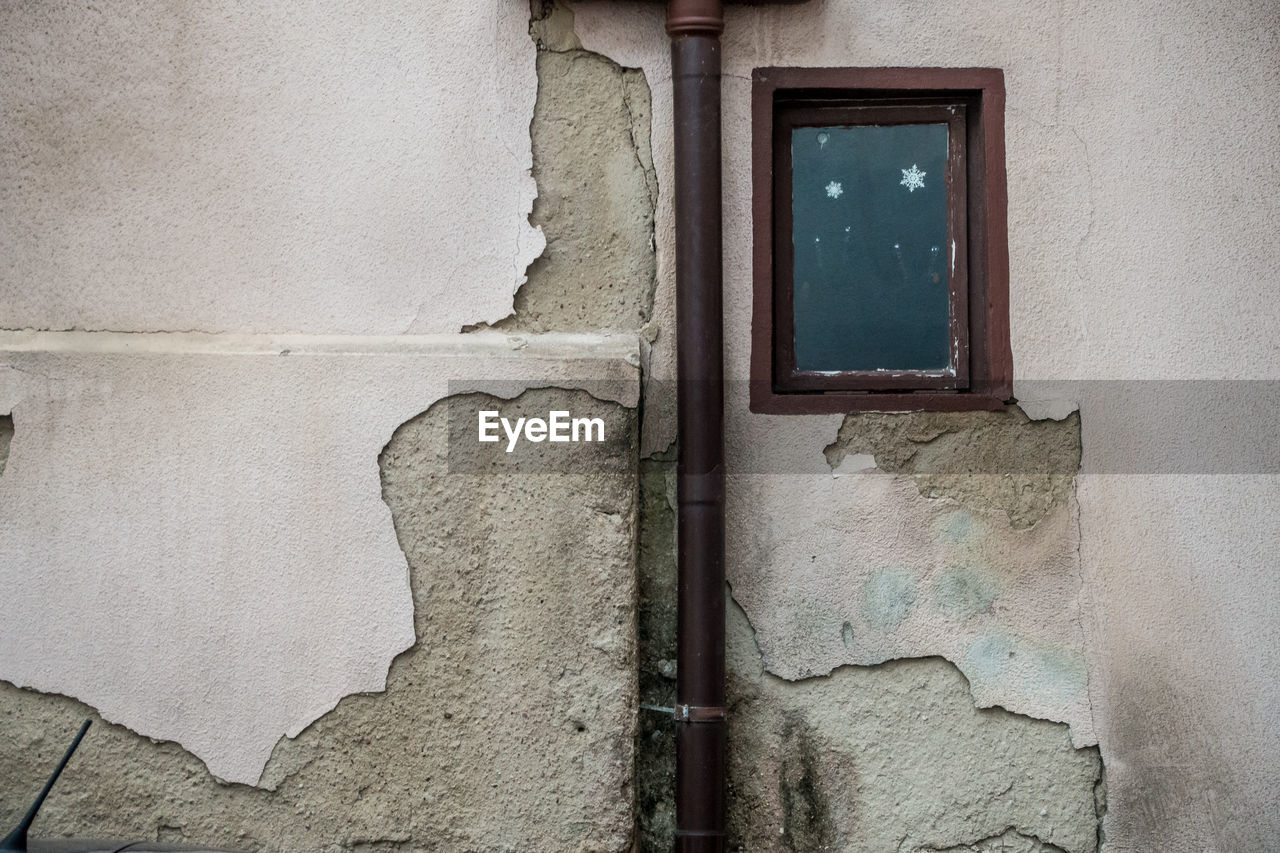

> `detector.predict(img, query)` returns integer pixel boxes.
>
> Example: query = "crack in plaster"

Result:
[729,580,1092,745]
[1068,127,1098,290]
[725,595,1104,852]
[912,827,1071,853]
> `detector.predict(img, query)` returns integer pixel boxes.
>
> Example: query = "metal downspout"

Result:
[667,2,727,850]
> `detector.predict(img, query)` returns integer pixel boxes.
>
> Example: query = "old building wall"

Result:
[0,389,639,851]
[1,0,1277,850]
[0,0,648,848]
[574,0,1280,849]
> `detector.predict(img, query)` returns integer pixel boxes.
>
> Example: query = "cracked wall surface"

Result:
[0,0,656,819]
[724,410,1095,747]
[0,333,638,785]
[487,1,658,335]
[726,604,1102,853]
[0,0,1276,848]
[575,0,1280,848]
[0,388,638,851]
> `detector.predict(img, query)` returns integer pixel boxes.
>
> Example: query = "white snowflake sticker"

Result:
[825,181,843,199]
[900,164,926,193]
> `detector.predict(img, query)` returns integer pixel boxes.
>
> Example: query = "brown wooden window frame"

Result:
[751,67,1013,414]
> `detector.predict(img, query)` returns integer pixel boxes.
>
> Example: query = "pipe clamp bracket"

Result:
[673,703,728,723]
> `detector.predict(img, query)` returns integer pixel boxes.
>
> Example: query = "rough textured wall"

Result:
[634,446,1103,852]
[726,408,1094,746]
[489,2,657,334]
[0,389,638,852]
[574,0,1280,848]
[823,409,1081,530]
[725,605,1102,853]
[633,454,679,849]
[0,333,637,785]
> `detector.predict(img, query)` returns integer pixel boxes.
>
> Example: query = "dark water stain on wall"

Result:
[778,714,837,850]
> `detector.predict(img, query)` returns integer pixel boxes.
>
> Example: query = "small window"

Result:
[750,68,1012,414]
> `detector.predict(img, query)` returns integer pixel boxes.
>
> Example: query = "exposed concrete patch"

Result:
[477,0,657,335]
[529,0,581,54]
[824,407,1082,530]
[0,388,638,851]
[726,603,1103,853]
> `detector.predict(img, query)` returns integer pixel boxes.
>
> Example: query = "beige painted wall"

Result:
[0,2,544,334]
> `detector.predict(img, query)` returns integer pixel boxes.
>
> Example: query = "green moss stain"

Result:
[0,414,11,479]
[964,629,1089,704]
[934,565,1001,619]
[861,568,919,631]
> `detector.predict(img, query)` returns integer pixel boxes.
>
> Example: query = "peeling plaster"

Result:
[823,408,1082,530]
[726,471,1095,747]
[480,0,659,343]
[0,1,544,335]
[576,2,1280,845]
[725,603,1103,853]
[0,331,638,784]
[0,385,638,850]
[716,397,1093,741]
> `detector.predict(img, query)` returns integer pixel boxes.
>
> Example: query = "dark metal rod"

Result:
[668,1,726,850]
[1,719,92,852]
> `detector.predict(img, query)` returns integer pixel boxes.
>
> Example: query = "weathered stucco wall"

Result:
[574,0,1280,849]
[0,388,638,851]
[0,332,638,785]
[1,0,1277,849]
[1,0,650,845]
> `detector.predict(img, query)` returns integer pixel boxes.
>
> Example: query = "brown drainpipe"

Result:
[663,0,814,848]
[667,1,727,850]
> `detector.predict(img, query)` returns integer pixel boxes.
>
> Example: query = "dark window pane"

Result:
[791,123,951,373]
